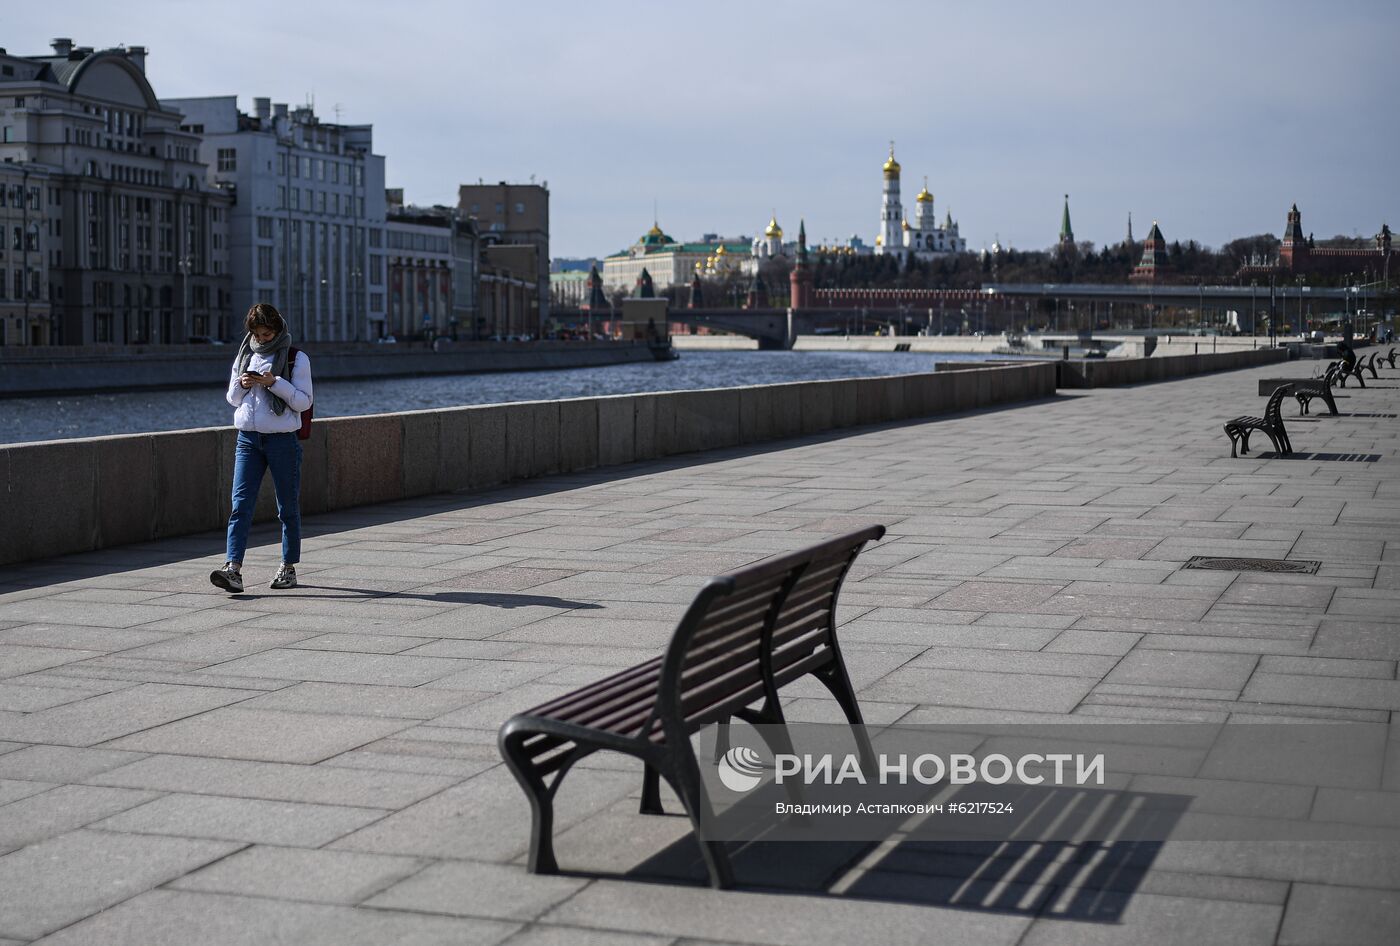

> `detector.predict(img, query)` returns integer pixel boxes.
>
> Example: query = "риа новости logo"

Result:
[716,746,765,792]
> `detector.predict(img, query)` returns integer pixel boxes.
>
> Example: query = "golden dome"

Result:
[875,234,883,246]
[694,261,703,272]
[647,223,663,236]
[916,184,933,203]
[882,145,901,177]
[765,216,783,239]
[715,245,727,256]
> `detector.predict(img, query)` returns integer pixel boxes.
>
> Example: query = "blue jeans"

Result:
[226,431,302,565]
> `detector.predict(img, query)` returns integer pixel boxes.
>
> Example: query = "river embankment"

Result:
[0,340,659,398]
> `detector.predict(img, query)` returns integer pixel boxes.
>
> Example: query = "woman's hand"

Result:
[239,371,275,389]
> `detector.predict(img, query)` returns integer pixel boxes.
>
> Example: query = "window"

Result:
[216,148,236,171]
[315,159,324,181]
[368,228,382,248]
[277,152,287,176]
[13,97,23,107]
[369,254,383,285]
[290,188,300,210]
[257,245,273,280]
[2,127,11,143]
[257,216,273,239]
[277,185,287,209]
[495,203,503,214]
[515,202,525,214]
[330,162,339,184]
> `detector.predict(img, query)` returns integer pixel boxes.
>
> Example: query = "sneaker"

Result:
[270,564,297,590]
[210,562,244,594]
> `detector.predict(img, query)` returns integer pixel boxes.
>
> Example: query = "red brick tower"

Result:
[1280,203,1309,272]
[1130,221,1171,283]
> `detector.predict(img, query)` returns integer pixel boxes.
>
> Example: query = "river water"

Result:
[1,350,1027,445]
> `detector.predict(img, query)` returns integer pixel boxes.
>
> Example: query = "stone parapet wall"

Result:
[1056,348,1288,388]
[0,364,1058,566]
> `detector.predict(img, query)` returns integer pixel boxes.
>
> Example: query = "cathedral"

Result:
[873,144,966,262]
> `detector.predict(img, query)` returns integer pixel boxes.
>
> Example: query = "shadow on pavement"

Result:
[228,587,602,610]
[558,781,1185,923]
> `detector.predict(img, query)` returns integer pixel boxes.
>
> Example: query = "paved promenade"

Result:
[1,359,1398,945]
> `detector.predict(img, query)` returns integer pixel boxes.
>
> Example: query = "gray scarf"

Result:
[235,330,294,415]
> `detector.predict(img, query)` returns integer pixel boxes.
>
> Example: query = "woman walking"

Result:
[210,303,313,594]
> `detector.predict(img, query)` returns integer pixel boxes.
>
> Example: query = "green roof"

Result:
[605,241,750,260]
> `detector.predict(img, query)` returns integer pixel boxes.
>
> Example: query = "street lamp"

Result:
[297,272,308,339]
[177,253,194,345]
[22,220,40,346]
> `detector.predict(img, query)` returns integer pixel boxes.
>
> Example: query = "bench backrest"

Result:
[653,526,885,737]
[1263,383,1290,427]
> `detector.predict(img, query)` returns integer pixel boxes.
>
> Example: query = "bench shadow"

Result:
[1254,452,1382,462]
[562,782,1185,924]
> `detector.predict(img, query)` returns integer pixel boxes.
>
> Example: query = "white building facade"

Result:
[873,145,965,263]
[743,215,791,275]
[161,95,387,341]
[602,223,749,293]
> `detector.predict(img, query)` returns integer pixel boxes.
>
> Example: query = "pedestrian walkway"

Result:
[0,360,1398,945]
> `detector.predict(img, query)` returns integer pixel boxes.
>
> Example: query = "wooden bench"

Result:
[1258,364,1340,416]
[1225,384,1293,458]
[498,526,884,889]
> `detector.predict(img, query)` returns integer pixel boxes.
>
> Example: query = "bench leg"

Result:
[499,732,561,875]
[1323,391,1338,415]
[813,664,877,775]
[640,763,664,815]
[668,751,737,889]
[1295,395,1310,416]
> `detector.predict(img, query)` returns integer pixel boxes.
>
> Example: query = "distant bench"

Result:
[498,526,884,889]
[1259,364,1339,416]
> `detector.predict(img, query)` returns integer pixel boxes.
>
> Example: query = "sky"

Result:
[7,0,1398,257]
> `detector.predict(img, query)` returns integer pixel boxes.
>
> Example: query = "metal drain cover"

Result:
[1182,556,1320,574]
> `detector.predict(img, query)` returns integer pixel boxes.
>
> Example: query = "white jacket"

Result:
[226,350,314,434]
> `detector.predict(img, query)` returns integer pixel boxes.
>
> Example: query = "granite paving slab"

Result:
[105,707,413,763]
[27,889,521,946]
[169,845,427,905]
[89,753,459,807]
[93,792,391,846]
[0,831,241,941]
